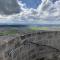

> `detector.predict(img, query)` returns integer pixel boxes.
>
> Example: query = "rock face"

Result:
[0,31,60,60]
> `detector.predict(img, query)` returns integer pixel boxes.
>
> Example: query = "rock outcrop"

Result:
[0,31,60,60]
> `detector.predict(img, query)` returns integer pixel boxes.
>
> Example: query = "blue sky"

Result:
[0,0,60,25]
[20,0,41,9]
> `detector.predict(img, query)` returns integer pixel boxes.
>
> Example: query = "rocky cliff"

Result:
[0,31,60,60]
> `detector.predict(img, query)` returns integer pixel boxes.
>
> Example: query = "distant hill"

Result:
[0,25,28,27]
[0,24,60,27]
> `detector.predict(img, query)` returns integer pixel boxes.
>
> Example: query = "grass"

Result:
[30,27,48,30]
[0,27,49,36]
[0,29,17,36]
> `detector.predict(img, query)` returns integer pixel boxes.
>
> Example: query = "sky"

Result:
[0,0,60,25]
[20,0,41,8]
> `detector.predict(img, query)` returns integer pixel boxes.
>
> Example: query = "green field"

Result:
[0,29,17,36]
[30,27,48,30]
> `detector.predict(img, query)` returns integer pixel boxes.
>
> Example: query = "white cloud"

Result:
[0,0,60,24]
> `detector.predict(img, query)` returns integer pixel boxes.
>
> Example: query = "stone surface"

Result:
[0,31,60,60]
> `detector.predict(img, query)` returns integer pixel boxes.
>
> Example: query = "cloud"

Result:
[37,0,60,20]
[0,0,20,15]
[18,0,60,24]
[0,0,60,24]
